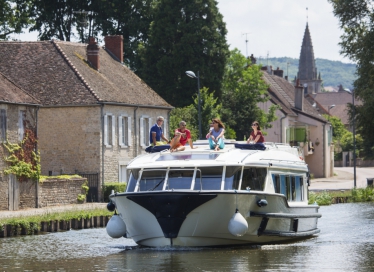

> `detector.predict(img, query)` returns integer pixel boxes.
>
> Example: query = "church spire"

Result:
[298,23,317,80]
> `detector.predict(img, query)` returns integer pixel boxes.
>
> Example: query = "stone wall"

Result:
[335,159,374,167]
[38,178,87,208]
[0,177,87,210]
[19,180,37,209]
[38,106,101,176]
[103,105,171,182]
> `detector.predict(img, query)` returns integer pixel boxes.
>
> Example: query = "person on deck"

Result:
[207,118,225,151]
[150,116,170,146]
[246,121,265,144]
[170,121,197,152]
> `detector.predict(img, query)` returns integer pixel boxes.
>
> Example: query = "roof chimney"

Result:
[104,35,123,63]
[295,79,304,111]
[87,37,100,70]
[273,67,284,78]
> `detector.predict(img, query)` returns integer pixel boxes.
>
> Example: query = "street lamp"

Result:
[328,104,335,121]
[185,70,202,139]
[345,89,357,188]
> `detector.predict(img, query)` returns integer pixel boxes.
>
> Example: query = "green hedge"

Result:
[103,182,127,202]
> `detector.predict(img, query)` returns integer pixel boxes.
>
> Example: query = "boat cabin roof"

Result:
[128,141,308,171]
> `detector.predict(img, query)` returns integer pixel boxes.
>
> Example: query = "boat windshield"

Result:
[126,166,267,192]
[138,169,167,191]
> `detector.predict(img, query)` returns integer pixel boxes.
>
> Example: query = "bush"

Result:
[308,191,333,205]
[351,187,374,202]
[103,182,127,202]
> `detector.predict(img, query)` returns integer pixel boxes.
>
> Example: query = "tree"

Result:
[0,0,32,40]
[93,0,155,71]
[329,0,374,157]
[170,105,198,141]
[139,0,229,107]
[18,0,91,41]
[169,87,233,141]
[221,49,279,140]
[323,114,347,140]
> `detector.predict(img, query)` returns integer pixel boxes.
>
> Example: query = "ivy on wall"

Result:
[3,128,41,181]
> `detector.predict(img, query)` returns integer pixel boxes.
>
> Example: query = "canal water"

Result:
[1,203,374,271]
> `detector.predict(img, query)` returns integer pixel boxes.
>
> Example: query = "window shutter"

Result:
[127,117,132,146]
[118,116,123,146]
[18,111,24,141]
[163,118,168,138]
[111,114,116,146]
[104,114,108,146]
[140,117,145,147]
[148,118,152,143]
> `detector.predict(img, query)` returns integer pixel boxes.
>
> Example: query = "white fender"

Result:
[228,210,248,237]
[106,215,127,238]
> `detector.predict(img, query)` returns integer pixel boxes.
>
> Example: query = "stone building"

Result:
[0,36,173,201]
[297,23,322,94]
[0,72,40,210]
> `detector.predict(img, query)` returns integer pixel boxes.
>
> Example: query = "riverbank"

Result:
[0,203,113,238]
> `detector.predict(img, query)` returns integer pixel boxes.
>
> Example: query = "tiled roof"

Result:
[0,41,98,106]
[0,40,172,108]
[0,72,40,105]
[56,41,172,107]
[308,92,361,125]
[262,71,327,123]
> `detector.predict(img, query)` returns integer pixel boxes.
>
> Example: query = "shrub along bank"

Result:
[0,208,114,237]
[309,186,374,205]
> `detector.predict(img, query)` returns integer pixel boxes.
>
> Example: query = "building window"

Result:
[104,113,115,147]
[18,110,26,141]
[0,109,6,142]
[139,116,152,147]
[118,115,132,147]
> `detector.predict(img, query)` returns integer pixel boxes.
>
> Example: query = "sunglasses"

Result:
[212,121,218,124]
[181,124,186,127]
[251,123,258,126]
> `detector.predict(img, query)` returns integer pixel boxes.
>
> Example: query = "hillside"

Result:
[257,57,356,90]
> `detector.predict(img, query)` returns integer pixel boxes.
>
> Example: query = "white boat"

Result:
[107,141,321,247]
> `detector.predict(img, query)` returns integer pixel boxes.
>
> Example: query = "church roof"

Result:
[298,23,318,81]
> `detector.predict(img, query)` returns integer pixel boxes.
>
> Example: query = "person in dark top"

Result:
[150,116,170,146]
[246,121,265,143]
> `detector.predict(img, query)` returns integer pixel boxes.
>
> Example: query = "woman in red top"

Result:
[246,121,265,143]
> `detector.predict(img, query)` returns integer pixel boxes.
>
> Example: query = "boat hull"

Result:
[110,191,320,247]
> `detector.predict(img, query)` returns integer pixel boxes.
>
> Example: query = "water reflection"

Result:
[1,203,374,271]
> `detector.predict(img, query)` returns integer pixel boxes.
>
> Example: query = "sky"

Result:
[217,0,350,63]
[15,0,350,63]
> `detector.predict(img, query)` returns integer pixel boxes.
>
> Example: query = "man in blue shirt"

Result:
[150,116,170,146]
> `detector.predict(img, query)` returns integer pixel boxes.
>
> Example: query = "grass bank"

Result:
[309,186,374,205]
[0,208,114,237]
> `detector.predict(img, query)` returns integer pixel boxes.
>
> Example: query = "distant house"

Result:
[0,72,40,210]
[259,68,333,178]
[0,36,173,201]
[306,85,360,131]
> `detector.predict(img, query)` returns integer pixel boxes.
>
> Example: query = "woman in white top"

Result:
[207,118,225,151]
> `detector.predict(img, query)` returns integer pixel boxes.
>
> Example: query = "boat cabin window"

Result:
[194,167,223,190]
[167,169,194,190]
[240,167,267,191]
[272,174,304,201]
[126,172,138,192]
[138,169,167,191]
[224,166,242,190]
